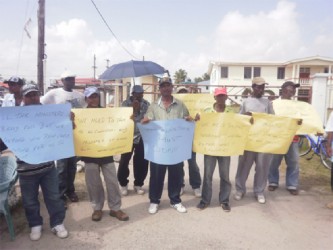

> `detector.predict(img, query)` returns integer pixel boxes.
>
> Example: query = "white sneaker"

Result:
[134,186,145,195]
[30,225,42,241]
[193,188,201,198]
[256,194,266,204]
[120,186,128,196]
[148,203,159,214]
[51,224,69,239]
[234,192,244,201]
[171,203,187,213]
[180,187,184,196]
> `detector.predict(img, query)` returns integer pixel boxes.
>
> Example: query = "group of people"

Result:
[1,72,330,242]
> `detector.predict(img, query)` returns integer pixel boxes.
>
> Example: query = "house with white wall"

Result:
[208,55,333,123]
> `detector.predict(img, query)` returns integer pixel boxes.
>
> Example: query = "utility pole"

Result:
[92,54,97,79]
[106,59,110,68]
[37,0,45,94]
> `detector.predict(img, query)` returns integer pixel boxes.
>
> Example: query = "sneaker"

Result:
[91,210,103,221]
[196,201,208,210]
[120,186,128,196]
[193,188,201,198]
[221,203,231,212]
[148,203,159,214]
[51,224,69,239]
[30,225,42,241]
[256,194,266,204]
[180,187,184,196]
[171,203,187,213]
[134,186,145,195]
[234,192,244,201]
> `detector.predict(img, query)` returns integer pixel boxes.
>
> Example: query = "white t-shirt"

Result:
[41,88,85,108]
[1,93,23,107]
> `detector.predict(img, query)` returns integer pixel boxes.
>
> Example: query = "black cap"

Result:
[4,76,24,85]
[281,81,300,88]
[159,77,172,86]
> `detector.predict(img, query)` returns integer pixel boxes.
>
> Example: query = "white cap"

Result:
[61,70,76,79]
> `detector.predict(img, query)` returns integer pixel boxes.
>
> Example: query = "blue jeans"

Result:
[268,142,299,189]
[181,152,202,189]
[201,155,231,204]
[57,156,77,199]
[149,162,183,205]
[19,166,66,228]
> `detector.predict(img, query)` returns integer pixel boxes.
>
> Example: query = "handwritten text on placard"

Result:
[193,113,251,156]
[0,104,74,163]
[138,119,195,165]
[72,107,134,157]
[245,112,299,154]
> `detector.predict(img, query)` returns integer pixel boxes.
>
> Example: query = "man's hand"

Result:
[297,119,303,125]
[141,117,151,124]
[194,113,200,121]
[133,100,140,113]
[70,111,76,129]
[185,116,194,122]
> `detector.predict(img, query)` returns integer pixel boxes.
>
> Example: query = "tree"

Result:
[173,69,187,84]
[193,73,210,83]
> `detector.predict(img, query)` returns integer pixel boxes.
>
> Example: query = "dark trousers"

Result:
[117,139,149,187]
[149,162,183,205]
[57,156,77,199]
[331,163,333,192]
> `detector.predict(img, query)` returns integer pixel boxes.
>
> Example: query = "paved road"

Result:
[2,155,333,250]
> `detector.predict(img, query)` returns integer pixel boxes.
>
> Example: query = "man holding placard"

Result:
[234,77,274,204]
[141,76,192,214]
[41,71,85,205]
[268,81,301,195]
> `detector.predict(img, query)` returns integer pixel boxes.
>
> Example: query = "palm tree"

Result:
[173,69,187,84]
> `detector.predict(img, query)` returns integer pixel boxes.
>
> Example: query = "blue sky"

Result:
[1,0,332,83]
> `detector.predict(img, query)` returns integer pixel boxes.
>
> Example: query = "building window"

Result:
[244,67,252,79]
[300,67,310,73]
[324,67,329,73]
[221,67,228,78]
[253,67,261,77]
[277,67,285,79]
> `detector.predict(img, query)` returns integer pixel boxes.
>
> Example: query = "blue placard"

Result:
[138,119,195,165]
[0,104,75,164]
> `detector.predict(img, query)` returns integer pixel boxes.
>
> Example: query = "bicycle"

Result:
[298,134,331,170]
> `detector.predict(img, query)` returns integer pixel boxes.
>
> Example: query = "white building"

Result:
[208,55,333,123]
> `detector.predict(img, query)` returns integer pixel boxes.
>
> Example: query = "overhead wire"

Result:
[90,0,139,60]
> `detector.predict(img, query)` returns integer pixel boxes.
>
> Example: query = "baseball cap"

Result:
[132,85,144,93]
[61,70,76,79]
[159,76,172,86]
[21,83,39,96]
[281,81,300,88]
[214,87,227,96]
[84,86,99,97]
[252,77,268,85]
[4,76,24,85]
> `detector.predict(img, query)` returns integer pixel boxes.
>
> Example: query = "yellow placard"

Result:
[193,113,251,156]
[72,107,134,157]
[173,93,215,117]
[273,99,324,135]
[245,112,299,154]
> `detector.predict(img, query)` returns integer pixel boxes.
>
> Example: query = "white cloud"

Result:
[212,1,302,61]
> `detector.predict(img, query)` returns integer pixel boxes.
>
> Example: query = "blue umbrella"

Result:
[99,60,165,80]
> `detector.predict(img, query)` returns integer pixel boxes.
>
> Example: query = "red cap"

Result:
[214,87,227,96]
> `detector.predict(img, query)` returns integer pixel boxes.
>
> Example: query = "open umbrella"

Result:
[99,60,165,80]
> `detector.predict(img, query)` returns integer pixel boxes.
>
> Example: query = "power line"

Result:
[90,0,139,60]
